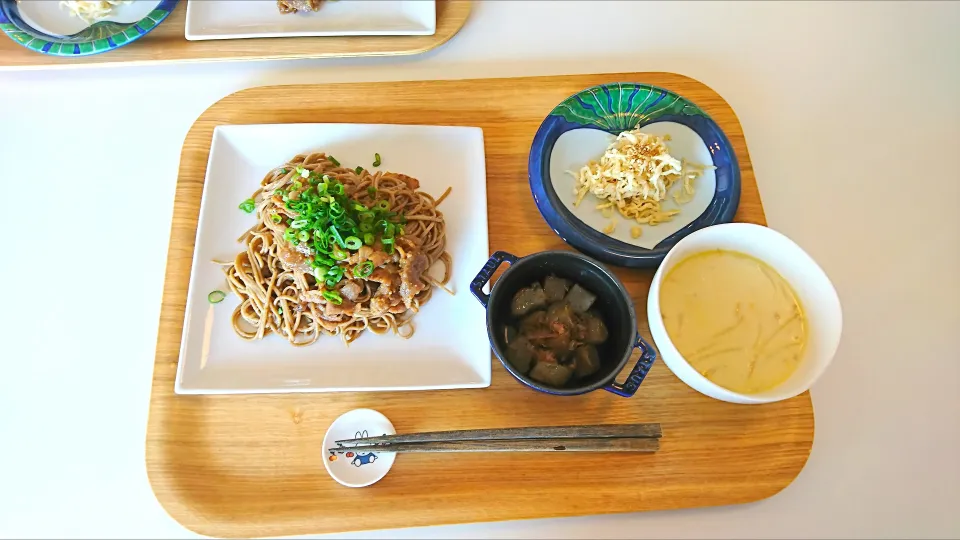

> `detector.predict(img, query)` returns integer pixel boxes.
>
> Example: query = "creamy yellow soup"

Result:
[659,250,807,394]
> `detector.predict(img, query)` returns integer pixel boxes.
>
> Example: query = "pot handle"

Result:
[469,251,518,308]
[604,335,657,397]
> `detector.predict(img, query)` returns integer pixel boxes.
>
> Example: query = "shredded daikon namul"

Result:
[59,1,131,24]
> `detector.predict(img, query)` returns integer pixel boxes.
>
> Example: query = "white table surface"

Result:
[1,1,958,538]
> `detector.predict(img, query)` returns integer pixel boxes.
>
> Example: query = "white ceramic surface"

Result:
[647,223,842,404]
[549,121,717,250]
[322,409,397,488]
[16,0,162,36]
[175,123,490,394]
[184,0,436,41]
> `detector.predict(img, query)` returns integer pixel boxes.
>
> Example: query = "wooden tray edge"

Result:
[144,72,812,538]
[0,1,471,70]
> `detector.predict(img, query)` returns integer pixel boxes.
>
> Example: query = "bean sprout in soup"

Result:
[659,250,807,394]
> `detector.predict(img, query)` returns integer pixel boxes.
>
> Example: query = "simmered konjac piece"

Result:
[504,276,609,388]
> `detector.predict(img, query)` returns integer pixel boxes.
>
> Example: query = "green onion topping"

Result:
[343,236,362,250]
[327,155,340,167]
[372,153,381,167]
[353,261,375,278]
[207,290,226,304]
[322,290,343,305]
[238,199,256,213]
[355,166,364,175]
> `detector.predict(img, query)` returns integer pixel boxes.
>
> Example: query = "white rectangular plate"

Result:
[185,0,436,41]
[176,124,490,394]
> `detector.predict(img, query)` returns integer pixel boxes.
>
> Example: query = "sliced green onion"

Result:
[279,168,288,174]
[332,183,345,196]
[331,246,348,261]
[353,261,374,278]
[358,221,374,233]
[207,290,226,304]
[322,290,343,305]
[271,214,282,224]
[295,165,309,178]
[367,186,377,197]
[355,166,364,175]
[283,228,297,243]
[238,198,256,213]
[290,219,308,229]
[343,236,362,250]
[329,225,346,248]
[381,237,395,245]
[297,231,310,242]
[292,180,302,190]
[327,156,340,167]
[383,242,395,255]
[372,153,381,167]
[363,232,375,246]
[274,189,286,196]
[376,200,390,211]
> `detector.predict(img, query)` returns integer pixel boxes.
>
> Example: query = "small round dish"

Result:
[0,0,177,57]
[470,250,656,397]
[322,408,396,488]
[528,82,741,268]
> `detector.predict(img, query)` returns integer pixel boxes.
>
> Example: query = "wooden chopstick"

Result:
[328,437,659,454]
[334,423,661,446]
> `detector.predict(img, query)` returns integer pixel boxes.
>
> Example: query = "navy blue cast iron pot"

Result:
[470,250,656,397]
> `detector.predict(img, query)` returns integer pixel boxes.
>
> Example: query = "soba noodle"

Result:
[222,152,452,347]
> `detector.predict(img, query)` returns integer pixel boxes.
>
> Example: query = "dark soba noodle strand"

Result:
[222,152,452,347]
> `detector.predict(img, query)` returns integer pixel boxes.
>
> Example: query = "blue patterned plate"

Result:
[0,0,177,57]
[528,83,741,268]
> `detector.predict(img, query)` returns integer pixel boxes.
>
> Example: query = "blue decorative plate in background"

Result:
[0,0,177,57]
[528,83,741,268]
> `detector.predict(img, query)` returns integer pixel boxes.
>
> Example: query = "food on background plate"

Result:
[659,249,808,394]
[59,0,131,24]
[220,152,453,347]
[277,0,323,14]
[571,128,715,233]
[504,276,609,388]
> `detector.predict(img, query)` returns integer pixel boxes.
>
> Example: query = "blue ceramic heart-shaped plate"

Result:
[528,82,741,268]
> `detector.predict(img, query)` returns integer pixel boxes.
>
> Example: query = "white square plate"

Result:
[185,0,436,41]
[176,124,490,394]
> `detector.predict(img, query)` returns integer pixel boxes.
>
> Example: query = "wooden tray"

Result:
[146,72,814,538]
[0,0,470,69]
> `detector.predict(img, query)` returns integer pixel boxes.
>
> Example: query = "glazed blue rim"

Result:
[528,82,741,268]
[0,0,178,57]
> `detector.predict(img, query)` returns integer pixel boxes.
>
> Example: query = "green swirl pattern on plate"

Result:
[552,83,708,132]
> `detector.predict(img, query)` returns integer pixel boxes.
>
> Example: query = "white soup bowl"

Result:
[647,223,842,404]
